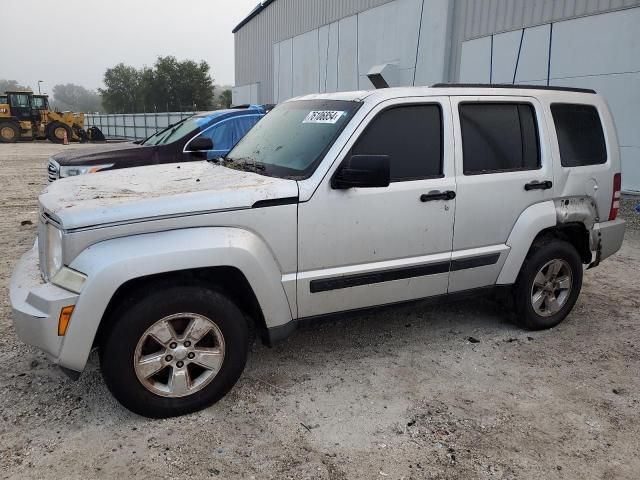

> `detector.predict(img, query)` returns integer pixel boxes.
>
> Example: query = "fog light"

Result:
[58,305,75,336]
[51,267,87,294]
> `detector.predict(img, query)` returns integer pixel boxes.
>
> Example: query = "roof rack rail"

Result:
[431,83,596,94]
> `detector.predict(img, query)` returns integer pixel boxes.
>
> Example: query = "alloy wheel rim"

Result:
[134,313,225,398]
[530,259,573,317]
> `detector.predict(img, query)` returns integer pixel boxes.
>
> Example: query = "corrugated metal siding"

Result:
[235,0,640,99]
[235,0,395,102]
[448,0,640,80]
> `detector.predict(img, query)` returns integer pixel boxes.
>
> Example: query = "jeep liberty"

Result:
[11,85,625,417]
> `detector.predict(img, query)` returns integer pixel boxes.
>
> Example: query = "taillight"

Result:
[608,173,621,221]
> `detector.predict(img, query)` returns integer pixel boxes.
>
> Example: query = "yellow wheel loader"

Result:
[0,91,104,143]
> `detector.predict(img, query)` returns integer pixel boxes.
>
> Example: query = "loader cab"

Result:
[32,95,50,111]
[0,96,8,117]
[5,91,34,121]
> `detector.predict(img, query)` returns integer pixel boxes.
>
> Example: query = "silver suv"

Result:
[10,85,625,418]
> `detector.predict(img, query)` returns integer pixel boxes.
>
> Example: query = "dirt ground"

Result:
[0,142,638,480]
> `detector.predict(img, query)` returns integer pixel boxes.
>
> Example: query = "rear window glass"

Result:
[459,103,540,175]
[551,104,607,167]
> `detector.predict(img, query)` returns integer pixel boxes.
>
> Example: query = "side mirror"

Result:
[331,154,390,189]
[188,136,214,152]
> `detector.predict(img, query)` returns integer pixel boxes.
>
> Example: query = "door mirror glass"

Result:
[331,155,390,189]
[188,136,214,152]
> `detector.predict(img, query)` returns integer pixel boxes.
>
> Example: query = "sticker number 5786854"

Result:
[303,111,345,124]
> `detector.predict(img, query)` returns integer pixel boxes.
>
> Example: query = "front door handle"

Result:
[420,190,456,202]
[525,180,553,191]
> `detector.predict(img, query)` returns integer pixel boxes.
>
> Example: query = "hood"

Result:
[51,142,148,165]
[39,161,299,231]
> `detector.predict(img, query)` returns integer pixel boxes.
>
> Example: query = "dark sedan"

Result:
[47,105,271,181]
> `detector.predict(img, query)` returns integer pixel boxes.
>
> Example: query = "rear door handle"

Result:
[420,190,456,202]
[524,180,553,191]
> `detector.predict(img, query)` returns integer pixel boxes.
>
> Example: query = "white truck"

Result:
[11,85,625,418]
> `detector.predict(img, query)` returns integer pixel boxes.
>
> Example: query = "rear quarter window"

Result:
[551,104,607,167]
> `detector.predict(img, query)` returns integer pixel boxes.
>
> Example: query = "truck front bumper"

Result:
[9,244,79,371]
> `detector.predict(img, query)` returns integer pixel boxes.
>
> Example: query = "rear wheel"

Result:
[46,122,72,144]
[513,238,583,330]
[100,285,250,418]
[0,121,19,143]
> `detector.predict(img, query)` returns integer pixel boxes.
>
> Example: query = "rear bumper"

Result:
[593,218,626,263]
[9,244,79,370]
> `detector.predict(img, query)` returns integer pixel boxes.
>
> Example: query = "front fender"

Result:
[59,227,293,372]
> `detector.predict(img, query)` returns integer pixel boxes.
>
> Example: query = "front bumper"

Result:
[9,244,78,367]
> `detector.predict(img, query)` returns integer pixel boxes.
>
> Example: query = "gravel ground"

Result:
[1,142,639,480]
[619,193,640,231]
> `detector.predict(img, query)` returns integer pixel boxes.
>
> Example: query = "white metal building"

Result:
[233,0,640,192]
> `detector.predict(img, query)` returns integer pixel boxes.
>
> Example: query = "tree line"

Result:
[1,56,232,114]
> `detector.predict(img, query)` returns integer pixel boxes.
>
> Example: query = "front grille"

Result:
[47,159,59,182]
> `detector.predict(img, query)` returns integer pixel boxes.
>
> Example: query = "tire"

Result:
[99,285,250,418]
[513,238,583,330]
[0,121,20,143]
[46,122,72,144]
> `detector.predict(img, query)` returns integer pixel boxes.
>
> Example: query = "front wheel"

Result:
[100,285,250,418]
[513,239,583,330]
[46,122,72,144]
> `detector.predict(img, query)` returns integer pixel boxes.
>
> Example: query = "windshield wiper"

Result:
[240,161,266,172]
[141,122,174,145]
[157,124,181,144]
[222,157,265,173]
[207,155,225,164]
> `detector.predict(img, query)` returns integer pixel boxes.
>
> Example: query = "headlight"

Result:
[59,164,114,178]
[46,223,63,279]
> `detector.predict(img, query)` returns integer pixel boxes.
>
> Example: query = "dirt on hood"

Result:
[39,161,298,230]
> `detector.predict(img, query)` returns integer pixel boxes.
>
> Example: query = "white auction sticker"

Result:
[303,110,345,124]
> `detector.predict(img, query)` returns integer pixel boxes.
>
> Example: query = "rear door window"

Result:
[351,104,443,181]
[551,104,607,167]
[459,103,540,175]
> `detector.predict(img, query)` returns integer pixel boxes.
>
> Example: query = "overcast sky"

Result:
[2,0,258,93]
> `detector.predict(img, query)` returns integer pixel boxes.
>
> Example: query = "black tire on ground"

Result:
[0,121,20,143]
[513,238,583,330]
[46,122,72,144]
[74,125,89,143]
[99,285,250,418]
[87,126,105,141]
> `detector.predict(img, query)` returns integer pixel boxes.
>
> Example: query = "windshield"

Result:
[10,93,31,108]
[142,114,207,146]
[33,97,48,109]
[226,99,361,179]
